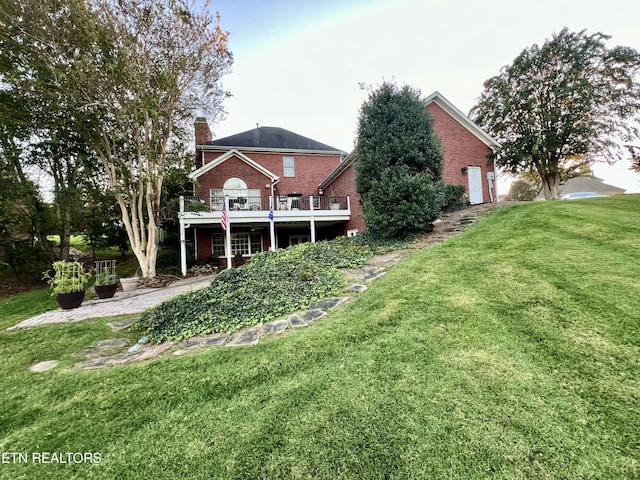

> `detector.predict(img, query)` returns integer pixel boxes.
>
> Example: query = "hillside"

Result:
[0,195,638,479]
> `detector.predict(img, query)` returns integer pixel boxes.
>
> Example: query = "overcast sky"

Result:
[207,0,640,194]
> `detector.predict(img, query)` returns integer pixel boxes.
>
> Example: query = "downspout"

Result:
[270,176,280,198]
[488,175,495,203]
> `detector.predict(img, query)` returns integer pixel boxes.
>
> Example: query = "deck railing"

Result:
[181,195,349,213]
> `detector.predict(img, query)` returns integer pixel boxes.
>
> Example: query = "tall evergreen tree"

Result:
[355,82,447,239]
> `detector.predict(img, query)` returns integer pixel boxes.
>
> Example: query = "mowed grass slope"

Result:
[0,196,638,479]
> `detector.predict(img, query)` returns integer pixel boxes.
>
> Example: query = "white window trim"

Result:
[212,232,263,257]
[283,156,295,177]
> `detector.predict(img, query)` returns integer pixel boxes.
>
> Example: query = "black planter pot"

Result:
[57,290,85,310]
[95,283,118,299]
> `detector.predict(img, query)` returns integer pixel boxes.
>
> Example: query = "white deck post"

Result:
[179,196,187,276]
[310,195,316,243]
[269,195,276,251]
[224,195,232,269]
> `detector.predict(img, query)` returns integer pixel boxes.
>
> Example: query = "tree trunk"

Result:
[541,171,561,200]
[116,195,157,279]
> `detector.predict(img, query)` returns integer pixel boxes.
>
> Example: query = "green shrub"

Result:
[507,179,538,201]
[155,248,195,275]
[362,168,445,239]
[139,239,372,341]
[289,238,373,268]
[2,242,51,283]
[441,183,466,212]
[349,231,415,254]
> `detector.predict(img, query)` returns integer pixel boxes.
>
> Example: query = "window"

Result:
[212,233,263,257]
[283,156,295,177]
[212,234,225,257]
[289,235,309,247]
[211,178,261,210]
[223,177,248,197]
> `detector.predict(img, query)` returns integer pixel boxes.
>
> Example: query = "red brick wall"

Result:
[426,103,495,202]
[194,227,216,262]
[195,155,272,196]
[325,164,365,233]
[196,150,342,197]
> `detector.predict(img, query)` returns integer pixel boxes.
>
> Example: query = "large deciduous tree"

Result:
[1,0,233,278]
[0,1,96,261]
[83,0,232,278]
[355,82,448,239]
[471,29,640,199]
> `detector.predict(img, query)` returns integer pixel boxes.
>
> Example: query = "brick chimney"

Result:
[194,117,212,169]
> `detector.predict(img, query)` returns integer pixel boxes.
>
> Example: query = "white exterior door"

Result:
[467,166,483,205]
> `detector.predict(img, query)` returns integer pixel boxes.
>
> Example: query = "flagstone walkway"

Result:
[7,275,215,332]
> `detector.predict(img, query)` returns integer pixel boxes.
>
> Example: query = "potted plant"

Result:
[94,266,119,299]
[43,259,92,309]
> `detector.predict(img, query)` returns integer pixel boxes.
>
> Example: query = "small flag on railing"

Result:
[268,202,274,221]
[221,200,227,231]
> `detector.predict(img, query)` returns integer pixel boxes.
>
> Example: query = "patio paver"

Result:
[6,275,215,332]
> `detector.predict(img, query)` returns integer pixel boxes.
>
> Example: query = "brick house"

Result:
[179,91,497,273]
[319,91,499,234]
[179,121,351,273]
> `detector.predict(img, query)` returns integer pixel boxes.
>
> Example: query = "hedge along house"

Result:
[178,119,351,273]
[319,91,499,235]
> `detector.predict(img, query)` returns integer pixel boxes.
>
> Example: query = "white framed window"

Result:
[283,156,295,177]
[289,235,309,246]
[212,233,263,257]
[210,188,223,210]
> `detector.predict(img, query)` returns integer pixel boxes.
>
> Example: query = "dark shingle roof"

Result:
[206,127,342,152]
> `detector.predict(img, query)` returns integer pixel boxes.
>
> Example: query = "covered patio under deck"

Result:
[178,195,351,275]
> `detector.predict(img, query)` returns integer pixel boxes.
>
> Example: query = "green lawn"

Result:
[1,196,639,479]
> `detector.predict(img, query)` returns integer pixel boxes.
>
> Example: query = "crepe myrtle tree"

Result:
[1,0,233,278]
[83,0,233,278]
[471,28,640,199]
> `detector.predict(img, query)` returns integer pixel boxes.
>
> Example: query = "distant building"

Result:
[535,176,626,199]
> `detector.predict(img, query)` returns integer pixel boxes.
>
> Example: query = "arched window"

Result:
[223,177,248,198]
[210,177,260,210]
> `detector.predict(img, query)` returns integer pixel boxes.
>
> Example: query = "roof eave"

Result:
[319,151,357,190]
[424,91,500,151]
[197,144,346,156]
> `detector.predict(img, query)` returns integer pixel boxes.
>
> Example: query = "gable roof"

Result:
[424,91,499,151]
[188,149,278,181]
[319,151,356,191]
[203,126,344,154]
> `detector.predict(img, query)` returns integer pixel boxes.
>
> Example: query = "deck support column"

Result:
[310,195,316,243]
[179,220,187,276]
[269,195,276,251]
